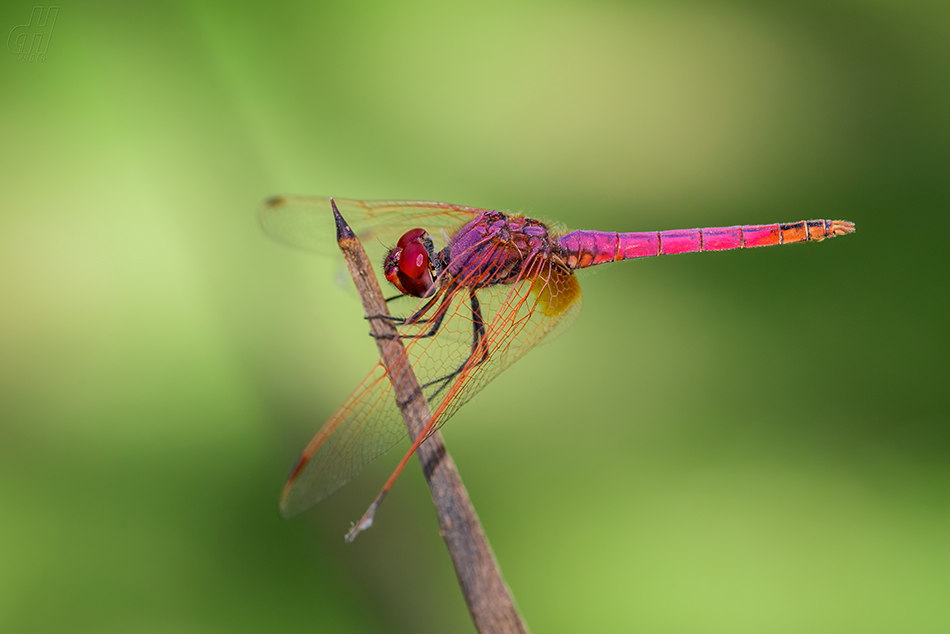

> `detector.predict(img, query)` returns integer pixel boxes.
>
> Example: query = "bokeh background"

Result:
[2,1,948,632]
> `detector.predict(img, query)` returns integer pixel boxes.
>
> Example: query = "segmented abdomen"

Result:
[559,219,855,269]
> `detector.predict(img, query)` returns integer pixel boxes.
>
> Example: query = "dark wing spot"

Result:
[265,195,287,208]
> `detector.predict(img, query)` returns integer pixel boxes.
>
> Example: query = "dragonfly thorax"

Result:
[383,228,441,297]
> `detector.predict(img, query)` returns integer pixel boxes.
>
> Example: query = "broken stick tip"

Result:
[331,197,356,241]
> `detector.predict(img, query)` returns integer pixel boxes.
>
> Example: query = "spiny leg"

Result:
[365,314,406,324]
[364,313,439,327]
[369,289,453,341]
[362,294,411,324]
[366,289,439,324]
[364,292,419,325]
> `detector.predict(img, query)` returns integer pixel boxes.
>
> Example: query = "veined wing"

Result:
[279,240,582,517]
[259,196,484,266]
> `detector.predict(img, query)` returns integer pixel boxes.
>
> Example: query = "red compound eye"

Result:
[397,228,427,248]
[399,241,429,278]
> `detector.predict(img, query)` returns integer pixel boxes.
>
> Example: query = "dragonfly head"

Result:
[383,228,438,298]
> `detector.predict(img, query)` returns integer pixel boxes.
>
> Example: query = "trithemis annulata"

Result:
[261,196,855,537]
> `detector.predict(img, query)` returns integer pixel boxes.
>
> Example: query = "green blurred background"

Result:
[2,1,948,632]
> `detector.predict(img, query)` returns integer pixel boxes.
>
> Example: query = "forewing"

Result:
[259,196,483,266]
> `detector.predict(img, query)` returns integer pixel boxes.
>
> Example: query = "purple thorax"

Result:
[443,211,558,287]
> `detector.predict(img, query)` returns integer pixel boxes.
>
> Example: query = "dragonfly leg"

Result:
[370,291,453,341]
[365,314,406,324]
[422,289,488,401]
[365,313,440,327]
[364,293,426,324]
[404,290,449,326]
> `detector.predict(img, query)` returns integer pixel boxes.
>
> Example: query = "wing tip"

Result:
[258,195,289,233]
[277,453,310,519]
[264,195,288,209]
[279,480,301,518]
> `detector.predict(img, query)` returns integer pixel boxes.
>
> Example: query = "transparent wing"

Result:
[279,240,582,517]
[259,196,484,267]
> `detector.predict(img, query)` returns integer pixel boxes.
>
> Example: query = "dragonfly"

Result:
[261,196,855,537]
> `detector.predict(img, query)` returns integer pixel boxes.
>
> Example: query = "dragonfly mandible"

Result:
[261,196,855,536]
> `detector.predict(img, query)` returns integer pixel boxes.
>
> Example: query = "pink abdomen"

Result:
[558,219,855,269]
